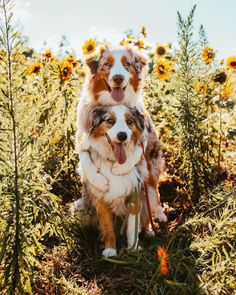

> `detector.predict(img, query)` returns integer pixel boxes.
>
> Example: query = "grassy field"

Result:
[0,1,235,294]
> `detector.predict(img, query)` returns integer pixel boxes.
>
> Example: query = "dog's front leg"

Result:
[79,147,109,193]
[95,198,117,257]
[127,202,142,250]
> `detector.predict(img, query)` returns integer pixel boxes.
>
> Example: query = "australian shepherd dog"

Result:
[75,45,167,257]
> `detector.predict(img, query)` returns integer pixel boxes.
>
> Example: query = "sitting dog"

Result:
[76,45,167,238]
[78,104,151,257]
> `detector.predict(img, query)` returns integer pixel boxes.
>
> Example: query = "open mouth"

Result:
[104,80,127,102]
[113,142,127,164]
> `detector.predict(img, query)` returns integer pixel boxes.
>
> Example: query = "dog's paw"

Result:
[154,208,167,223]
[92,173,109,192]
[102,248,117,257]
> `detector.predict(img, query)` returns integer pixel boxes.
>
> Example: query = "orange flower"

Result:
[157,246,168,260]
[157,246,169,277]
[160,259,168,276]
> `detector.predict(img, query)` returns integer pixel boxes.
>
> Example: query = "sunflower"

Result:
[141,26,147,38]
[195,81,208,96]
[65,55,76,63]
[155,44,168,57]
[213,71,227,84]
[201,47,215,63]
[27,63,41,75]
[59,61,73,81]
[226,56,236,70]
[43,50,55,62]
[72,60,80,68]
[82,39,96,55]
[135,39,145,49]
[221,84,233,99]
[153,59,172,81]
[120,39,131,46]
[127,34,135,40]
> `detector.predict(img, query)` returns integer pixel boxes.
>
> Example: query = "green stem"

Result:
[2,0,20,291]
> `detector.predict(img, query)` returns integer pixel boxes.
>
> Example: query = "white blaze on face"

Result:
[109,50,131,88]
[105,49,132,103]
[106,105,132,165]
[107,105,131,142]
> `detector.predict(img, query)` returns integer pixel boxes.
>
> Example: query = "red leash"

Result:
[140,142,156,232]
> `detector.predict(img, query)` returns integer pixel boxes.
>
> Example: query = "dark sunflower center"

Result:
[214,72,227,84]
[157,47,165,55]
[34,66,40,73]
[230,61,236,67]
[63,67,69,75]
[87,45,93,51]
[208,52,213,58]
[158,65,165,74]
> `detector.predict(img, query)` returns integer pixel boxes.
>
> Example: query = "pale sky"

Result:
[15,0,236,59]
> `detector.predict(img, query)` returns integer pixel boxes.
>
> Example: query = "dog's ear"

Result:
[89,106,108,134]
[133,51,147,75]
[129,107,145,130]
[86,57,99,74]
[85,45,108,74]
[134,54,147,75]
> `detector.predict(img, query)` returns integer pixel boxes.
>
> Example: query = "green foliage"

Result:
[0,1,235,294]
[0,1,79,293]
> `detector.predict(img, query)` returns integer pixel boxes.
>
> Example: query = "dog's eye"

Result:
[126,119,133,126]
[104,63,112,69]
[124,61,131,68]
[107,118,115,125]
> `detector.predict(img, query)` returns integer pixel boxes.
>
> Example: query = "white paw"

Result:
[112,162,129,175]
[92,174,109,192]
[102,248,117,257]
[156,211,168,223]
[152,205,168,223]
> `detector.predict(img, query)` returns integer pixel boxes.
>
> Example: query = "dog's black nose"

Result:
[113,74,124,85]
[117,131,127,142]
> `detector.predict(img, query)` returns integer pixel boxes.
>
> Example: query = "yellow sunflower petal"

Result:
[201,47,215,64]
[155,44,168,57]
[82,39,96,55]
[195,81,207,96]
[153,59,172,81]
[59,61,73,81]
[226,56,236,70]
[27,63,41,75]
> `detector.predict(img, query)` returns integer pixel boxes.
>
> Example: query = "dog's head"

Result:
[85,45,147,103]
[88,105,145,164]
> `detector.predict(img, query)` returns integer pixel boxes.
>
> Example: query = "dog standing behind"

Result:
[76,45,167,236]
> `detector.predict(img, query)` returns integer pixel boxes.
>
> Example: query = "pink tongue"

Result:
[113,143,127,164]
[111,87,125,102]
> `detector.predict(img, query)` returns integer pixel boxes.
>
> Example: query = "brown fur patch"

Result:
[88,55,115,101]
[143,114,163,190]
[90,110,116,138]
[124,111,142,144]
[93,198,116,249]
